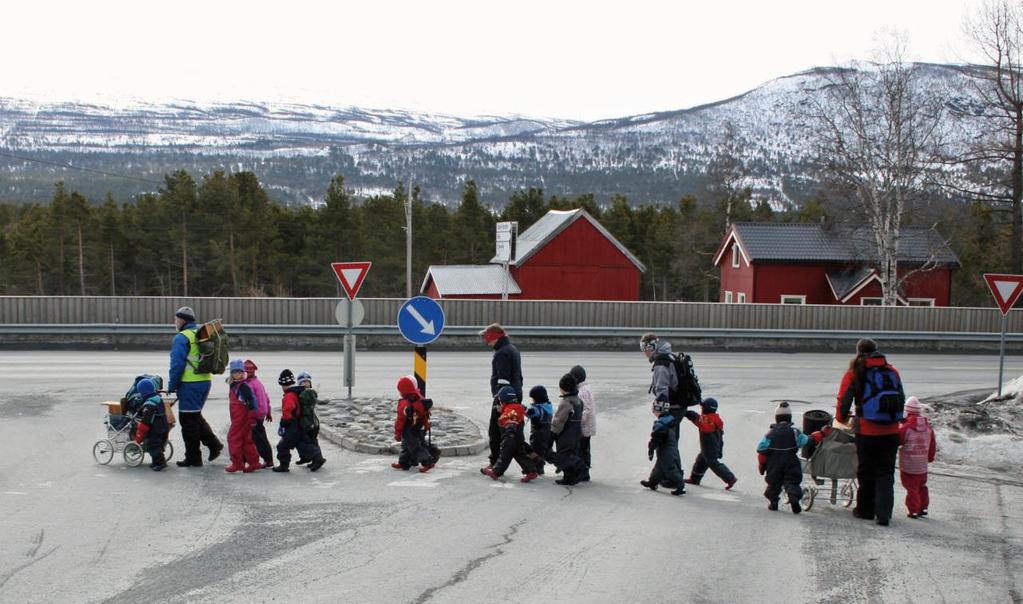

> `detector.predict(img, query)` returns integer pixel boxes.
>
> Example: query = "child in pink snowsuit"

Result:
[245,359,274,468]
[226,359,262,473]
[899,396,936,518]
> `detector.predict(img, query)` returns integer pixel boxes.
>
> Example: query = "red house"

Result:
[712,222,960,306]
[421,209,646,300]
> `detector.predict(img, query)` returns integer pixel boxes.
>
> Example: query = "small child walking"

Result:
[483,386,539,482]
[295,371,322,463]
[756,402,810,513]
[571,365,595,482]
[273,369,326,473]
[132,377,169,471]
[684,397,737,490]
[393,376,440,472]
[244,359,274,468]
[526,385,554,475]
[551,373,587,486]
[641,400,686,496]
[226,359,262,473]
[899,397,937,519]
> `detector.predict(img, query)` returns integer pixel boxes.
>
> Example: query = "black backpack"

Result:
[656,353,702,407]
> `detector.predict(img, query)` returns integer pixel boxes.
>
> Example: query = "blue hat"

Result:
[497,386,518,403]
[701,398,718,412]
[529,385,548,403]
[296,371,312,384]
[229,359,245,373]
[137,378,157,399]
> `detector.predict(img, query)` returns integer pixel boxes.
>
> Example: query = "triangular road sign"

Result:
[983,273,1023,315]
[331,262,372,299]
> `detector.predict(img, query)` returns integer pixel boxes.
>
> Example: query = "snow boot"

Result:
[224,463,243,473]
[725,478,737,490]
[789,493,802,514]
[520,472,539,483]
[272,464,290,473]
[768,500,779,511]
[208,445,223,462]
[640,480,658,491]
[308,458,326,472]
[482,467,500,481]
[392,462,409,470]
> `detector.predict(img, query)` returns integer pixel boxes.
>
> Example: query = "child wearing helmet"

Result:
[641,399,686,496]
[684,397,737,490]
[225,359,262,473]
[393,376,440,472]
[482,386,539,483]
[132,377,170,471]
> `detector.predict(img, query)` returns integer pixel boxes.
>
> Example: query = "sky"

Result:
[1,0,980,121]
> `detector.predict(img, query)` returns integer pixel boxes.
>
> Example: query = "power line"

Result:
[0,150,165,186]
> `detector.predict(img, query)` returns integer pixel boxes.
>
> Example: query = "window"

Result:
[907,298,935,307]
[724,291,733,303]
[731,243,741,268]
[860,297,883,306]
[780,295,806,304]
[737,292,746,303]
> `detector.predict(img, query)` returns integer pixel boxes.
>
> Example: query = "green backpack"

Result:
[194,319,230,375]
[299,388,320,431]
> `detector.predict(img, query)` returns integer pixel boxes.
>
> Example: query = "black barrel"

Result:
[801,409,833,458]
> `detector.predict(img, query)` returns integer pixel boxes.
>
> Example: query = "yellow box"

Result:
[103,401,123,416]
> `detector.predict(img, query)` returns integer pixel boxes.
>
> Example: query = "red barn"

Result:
[712,222,960,306]
[421,209,646,300]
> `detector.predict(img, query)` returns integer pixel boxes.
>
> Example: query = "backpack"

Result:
[298,388,320,431]
[859,365,905,424]
[194,320,230,375]
[664,353,702,407]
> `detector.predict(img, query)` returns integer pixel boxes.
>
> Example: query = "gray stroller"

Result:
[800,427,858,511]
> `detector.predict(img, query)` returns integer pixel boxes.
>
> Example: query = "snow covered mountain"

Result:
[0,63,986,205]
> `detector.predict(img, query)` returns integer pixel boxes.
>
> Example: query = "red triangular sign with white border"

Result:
[983,273,1023,315]
[331,262,372,299]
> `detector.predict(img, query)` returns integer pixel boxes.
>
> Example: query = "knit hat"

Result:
[529,385,549,403]
[229,359,245,374]
[856,338,878,355]
[137,378,157,399]
[296,371,312,386]
[479,323,506,345]
[244,359,258,375]
[559,373,578,394]
[569,365,587,384]
[701,397,719,413]
[497,386,518,403]
[905,396,922,415]
[175,306,196,322]
[396,375,420,398]
[774,401,792,419]
[278,369,296,387]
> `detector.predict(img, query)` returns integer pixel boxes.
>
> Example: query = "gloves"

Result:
[647,447,655,461]
[684,410,699,422]
[134,423,150,444]
[277,424,286,437]
[757,452,767,475]
[265,413,273,423]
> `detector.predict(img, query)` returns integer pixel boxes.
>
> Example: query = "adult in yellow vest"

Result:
[169,306,224,467]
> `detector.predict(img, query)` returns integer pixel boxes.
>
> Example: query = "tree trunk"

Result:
[57,234,65,295]
[181,213,189,297]
[109,243,116,296]
[1013,104,1023,273]
[228,229,238,295]
[35,259,43,294]
[77,223,86,295]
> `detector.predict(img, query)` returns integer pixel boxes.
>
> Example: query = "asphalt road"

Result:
[1,349,1021,603]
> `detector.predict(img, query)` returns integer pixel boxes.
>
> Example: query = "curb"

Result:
[318,423,488,458]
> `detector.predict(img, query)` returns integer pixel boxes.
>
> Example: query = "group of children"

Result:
[756,398,936,518]
[129,359,326,473]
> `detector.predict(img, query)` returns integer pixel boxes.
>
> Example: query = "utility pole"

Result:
[405,173,414,298]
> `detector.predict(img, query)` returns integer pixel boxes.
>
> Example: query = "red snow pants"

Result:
[228,402,261,468]
[900,470,929,516]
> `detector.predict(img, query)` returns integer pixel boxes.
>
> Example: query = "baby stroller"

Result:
[92,375,176,467]
[800,422,858,511]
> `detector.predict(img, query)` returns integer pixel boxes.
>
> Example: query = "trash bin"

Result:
[801,409,833,459]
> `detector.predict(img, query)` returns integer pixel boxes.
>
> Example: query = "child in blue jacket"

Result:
[132,378,170,471]
[526,385,554,475]
[641,400,685,496]
[757,402,810,513]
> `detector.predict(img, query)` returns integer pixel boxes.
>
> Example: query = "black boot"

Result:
[789,493,802,514]
[272,464,290,473]
[768,500,779,511]
[640,480,658,491]
[308,458,326,472]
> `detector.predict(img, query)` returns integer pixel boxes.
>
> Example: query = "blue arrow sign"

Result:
[397,296,445,345]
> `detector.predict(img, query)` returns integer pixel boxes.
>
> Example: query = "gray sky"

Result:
[3,0,977,121]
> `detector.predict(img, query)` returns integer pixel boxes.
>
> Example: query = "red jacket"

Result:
[395,396,430,441]
[498,402,527,428]
[836,354,901,436]
[687,411,724,434]
[281,389,301,422]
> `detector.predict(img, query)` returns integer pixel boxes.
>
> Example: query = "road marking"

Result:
[4,491,27,495]
[490,483,515,489]
[388,481,439,488]
[698,492,741,503]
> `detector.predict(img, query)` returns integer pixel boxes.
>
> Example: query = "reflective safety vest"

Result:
[181,328,211,383]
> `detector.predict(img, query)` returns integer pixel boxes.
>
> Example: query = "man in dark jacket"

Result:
[480,323,523,470]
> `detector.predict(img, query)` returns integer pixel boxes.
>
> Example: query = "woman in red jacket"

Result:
[836,338,904,527]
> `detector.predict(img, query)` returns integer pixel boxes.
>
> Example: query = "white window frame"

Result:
[737,292,746,303]
[860,297,883,306]
[780,295,806,305]
[907,298,935,307]
[731,243,740,268]
[724,290,733,303]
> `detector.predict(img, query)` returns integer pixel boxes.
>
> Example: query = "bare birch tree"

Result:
[807,34,943,305]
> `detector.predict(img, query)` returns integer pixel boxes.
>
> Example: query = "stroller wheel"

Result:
[93,439,115,465]
[164,440,174,462]
[841,482,856,507]
[123,442,145,467]
[801,486,816,512]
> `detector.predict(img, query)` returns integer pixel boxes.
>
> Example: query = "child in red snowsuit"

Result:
[482,386,538,482]
[899,397,937,518]
[392,376,440,472]
[684,398,737,489]
[226,359,262,473]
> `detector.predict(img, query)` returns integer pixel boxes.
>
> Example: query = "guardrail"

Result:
[3,323,1022,343]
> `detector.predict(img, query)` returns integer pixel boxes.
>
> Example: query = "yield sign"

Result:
[331,262,372,299]
[983,273,1023,315]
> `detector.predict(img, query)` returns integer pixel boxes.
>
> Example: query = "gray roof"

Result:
[421,265,521,297]
[489,209,646,272]
[825,267,876,301]
[720,223,960,266]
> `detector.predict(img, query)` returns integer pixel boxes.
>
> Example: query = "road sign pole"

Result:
[998,312,1007,397]
[414,346,427,395]
[346,298,355,399]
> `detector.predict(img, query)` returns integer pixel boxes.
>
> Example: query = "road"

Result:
[1,349,1021,603]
